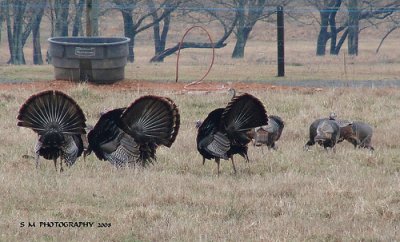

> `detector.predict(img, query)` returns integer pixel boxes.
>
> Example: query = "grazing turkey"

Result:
[248,115,284,150]
[17,90,87,172]
[304,117,352,150]
[196,93,268,175]
[314,119,341,149]
[339,121,374,151]
[304,112,375,152]
[87,95,180,167]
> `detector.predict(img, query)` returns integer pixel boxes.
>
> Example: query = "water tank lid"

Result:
[48,37,130,46]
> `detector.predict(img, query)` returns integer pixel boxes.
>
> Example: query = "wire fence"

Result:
[5,2,400,13]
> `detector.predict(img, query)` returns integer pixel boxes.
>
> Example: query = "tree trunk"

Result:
[148,0,171,63]
[91,0,99,36]
[48,0,55,37]
[0,1,5,42]
[151,15,170,62]
[333,28,348,54]
[6,0,27,64]
[86,0,99,36]
[329,0,342,55]
[232,0,251,58]
[5,0,13,62]
[329,18,337,54]
[231,0,263,59]
[122,11,135,62]
[32,0,46,65]
[72,0,85,36]
[55,0,69,36]
[232,26,251,58]
[316,11,330,56]
[348,0,359,55]
[12,0,25,64]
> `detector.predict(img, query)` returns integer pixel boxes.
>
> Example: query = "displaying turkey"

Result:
[17,90,87,172]
[196,93,268,175]
[87,95,180,167]
[248,115,284,150]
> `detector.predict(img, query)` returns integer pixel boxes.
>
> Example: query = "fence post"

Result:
[277,6,285,77]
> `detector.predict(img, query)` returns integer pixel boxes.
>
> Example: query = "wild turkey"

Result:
[196,93,268,175]
[87,95,180,167]
[314,120,341,149]
[17,90,87,172]
[338,121,374,151]
[304,116,352,150]
[248,115,284,150]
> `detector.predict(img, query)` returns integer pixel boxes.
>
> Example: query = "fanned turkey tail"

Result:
[17,90,86,170]
[221,93,268,145]
[120,95,180,147]
[17,90,86,135]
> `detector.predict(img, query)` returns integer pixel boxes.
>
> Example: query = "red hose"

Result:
[175,26,215,86]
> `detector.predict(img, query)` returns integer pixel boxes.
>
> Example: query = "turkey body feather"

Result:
[87,95,180,167]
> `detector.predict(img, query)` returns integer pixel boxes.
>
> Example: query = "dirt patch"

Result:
[0,79,319,93]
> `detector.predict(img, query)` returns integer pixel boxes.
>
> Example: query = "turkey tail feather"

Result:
[160,97,180,147]
[222,93,268,144]
[17,90,86,135]
[121,95,180,147]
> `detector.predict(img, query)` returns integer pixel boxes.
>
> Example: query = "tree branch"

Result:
[376,26,398,53]
[149,12,238,62]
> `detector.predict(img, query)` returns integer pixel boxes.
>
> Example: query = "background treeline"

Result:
[0,0,400,65]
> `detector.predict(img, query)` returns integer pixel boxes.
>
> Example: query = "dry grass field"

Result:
[1,10,400,241]
[1,84,400,241]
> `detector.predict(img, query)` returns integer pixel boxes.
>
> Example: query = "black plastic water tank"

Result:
[48,37,130,84]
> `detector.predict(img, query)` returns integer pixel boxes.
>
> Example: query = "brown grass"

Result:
[1,85,400,241]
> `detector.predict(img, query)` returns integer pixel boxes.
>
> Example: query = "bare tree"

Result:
[46,0,90,37]
[72,0,85,36]
[307,0,344,55]
[112,0,181,62]
[229,0,292,58]
[32,0,46,64]
[5,0,24,64]
[148,0,172,62]
[56,0,70,36]
[149,0,238,62]
[309,0,400,55]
